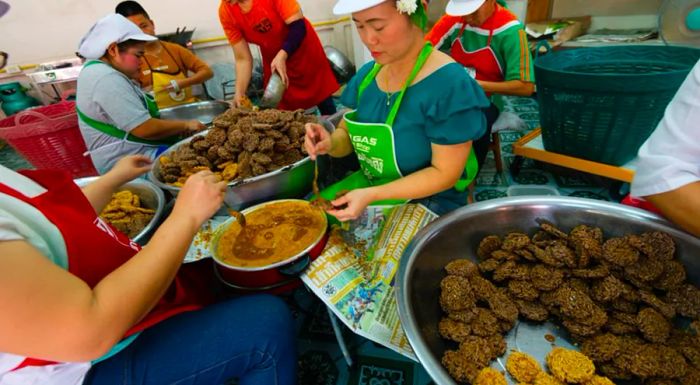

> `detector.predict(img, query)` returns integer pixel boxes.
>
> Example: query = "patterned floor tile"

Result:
[474,188,508,202]
[0,142,32,170]
[347,355,415,385]
[512,170,550,185]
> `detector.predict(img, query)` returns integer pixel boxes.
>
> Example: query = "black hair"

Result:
[115,1,150,19]
[116,39,145,53]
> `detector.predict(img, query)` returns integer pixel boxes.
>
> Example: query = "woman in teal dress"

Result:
[304,0,489,221]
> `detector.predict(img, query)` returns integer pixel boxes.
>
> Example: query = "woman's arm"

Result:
[176,50,214,90]
[271,10,305,86]
[81,155,153,213]
[0,172,225,362]
[328,142,471,221]
[130,118,204,140]
[645,181,700,237]
[232,39,253,107]
[477,79,534,97]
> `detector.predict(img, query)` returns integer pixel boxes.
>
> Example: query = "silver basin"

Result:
[259,73,286,109]
[325,45,356,85]
[147,130,313,210]
[74,176,166,245]
[396,196,700,385]
[158,100,230,126]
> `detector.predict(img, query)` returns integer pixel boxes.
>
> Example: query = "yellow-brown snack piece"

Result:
[474,367,507,385]
[546,348,595,383]
[506,351,542,383]
[533,372,565,385]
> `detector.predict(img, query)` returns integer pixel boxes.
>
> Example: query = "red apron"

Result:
[0,170,216,369]
[450,23,503,97]
[221,0,339,110]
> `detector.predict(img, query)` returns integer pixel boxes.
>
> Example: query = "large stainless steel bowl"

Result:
[396,196,700,385]
[259,73,286,109]
[158,100,230,126]
[147,130,313,210]
[74,176,166,245]
[324,45,356,85]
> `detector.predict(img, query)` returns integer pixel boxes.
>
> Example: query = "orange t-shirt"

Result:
[137,41,211,89]
[218,0,300,45]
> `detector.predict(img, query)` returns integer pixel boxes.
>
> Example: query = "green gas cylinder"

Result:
[0,82,41,116]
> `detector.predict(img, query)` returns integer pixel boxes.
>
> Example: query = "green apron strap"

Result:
[76,107,177,145]
[453,148,479,192]
[386,43,433,127]
[357,64,383,101]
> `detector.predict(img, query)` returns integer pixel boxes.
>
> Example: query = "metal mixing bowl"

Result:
[158,100,230,126]
[324,45,356,85]
[259,73,286,109]
[147,130,313,210]
[396,196,700,385]
[74,176,165,245]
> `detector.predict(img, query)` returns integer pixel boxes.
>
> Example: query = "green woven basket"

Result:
[535,45,700,166]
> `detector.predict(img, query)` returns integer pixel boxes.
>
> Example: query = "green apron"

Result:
[320,43,479,205]
[76,60,179,146]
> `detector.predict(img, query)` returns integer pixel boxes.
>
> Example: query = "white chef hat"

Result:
[446,0,487,16]
[333,0,389,15]
[77,13,155,60]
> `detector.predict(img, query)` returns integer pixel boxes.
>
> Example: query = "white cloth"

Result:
[631,60,700,198]
[0,166,90,385]
[78,13,155,60]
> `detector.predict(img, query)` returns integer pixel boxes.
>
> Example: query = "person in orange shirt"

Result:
[219,0,340,114]
[116,1,213,108]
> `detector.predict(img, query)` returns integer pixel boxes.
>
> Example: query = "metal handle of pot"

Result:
[278,254,311,276]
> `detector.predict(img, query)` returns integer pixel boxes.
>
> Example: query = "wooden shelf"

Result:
[513,129,636,183]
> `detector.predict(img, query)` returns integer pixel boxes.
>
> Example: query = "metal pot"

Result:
[147,130,314,210]
[395,196,700,385]
[73,176,166,245]
[210,199,329,291]
[158,100,230,126]
[324,45,356,85]
[259,73,286,109]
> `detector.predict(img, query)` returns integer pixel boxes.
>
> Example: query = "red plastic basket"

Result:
[0,97,98,178]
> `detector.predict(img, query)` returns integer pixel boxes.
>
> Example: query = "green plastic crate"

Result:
[535,45,700,166]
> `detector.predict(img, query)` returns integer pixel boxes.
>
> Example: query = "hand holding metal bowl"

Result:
[258,73,286,109]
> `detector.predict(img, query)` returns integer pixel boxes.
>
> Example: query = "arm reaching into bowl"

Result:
[80,154,153,213]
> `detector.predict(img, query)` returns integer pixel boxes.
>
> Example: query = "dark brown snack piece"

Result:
[445,259,480,278]
[666,284,700,319]
[502,232,531,251]
[602,237,640,267]
[639,291,676,319]
[530,264,565,291]
[514,299,549,322]
[440,275,476,313]
[637,307,671,344]
[477,235,502,259]
[508,280,540,301]
[591,275,625,303]
[581,333,623,363]
[653,260,687,291]
[439,317,472,343]
[442,349,481,384]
